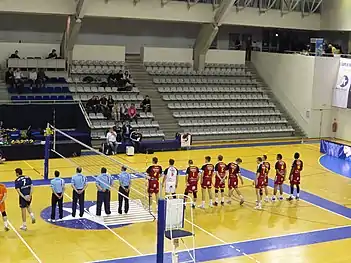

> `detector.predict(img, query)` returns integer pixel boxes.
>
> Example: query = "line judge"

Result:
[96,167,113,216]
[118,166,132,214]
[71,167,87,217]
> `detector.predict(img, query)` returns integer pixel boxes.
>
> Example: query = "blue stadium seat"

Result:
[58,95,65,100]
[54,86,63,93]
[62,86,69,92]
[51,95,58,100]
[65,95,73,100]
[19,96,26,100]
[27,95,34,100]
[34,96,43,100]
[43,95,50,100]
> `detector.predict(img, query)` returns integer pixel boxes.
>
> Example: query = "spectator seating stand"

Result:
[69,60,165,142]
[149,61,294,141]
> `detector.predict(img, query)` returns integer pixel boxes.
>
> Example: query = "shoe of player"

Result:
[279,196,284,201]
[271,196,276,202]
[191,204,195,209]
[209,203,214,208]
[239,199,244,205]
[264,197,269,203]
[254,205,262,210]
[296,196,300,200]
[20,225,27,231]
[4,225,9,232]
[197,204,205,209]
[286,196,294,201]
[213,202,218,206]
[31,217,36,224]
[226,200,232,205]
[220,201,224,206]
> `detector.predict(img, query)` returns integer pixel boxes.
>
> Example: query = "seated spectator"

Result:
[106,127,118,154]
[107,95,114,112]
[112,102,120,122]
[9,50,20,59]
[100,95,110,118]
[86,96,95,113]
[47,49,58,59]
[140,95,151,113]
[108,72,119,87]
[36,69,47,89]
[128,103,138,123]
[120,103,129,122]
[93,96,101,112]
[5,68,14,87]
[14,68,24,94]
[29,69,39,92]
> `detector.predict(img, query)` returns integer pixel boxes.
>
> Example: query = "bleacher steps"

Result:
[125,54,179,140]
[246,62,306,138]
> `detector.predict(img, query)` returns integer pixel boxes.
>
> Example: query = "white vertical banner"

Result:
[332,58,351,108]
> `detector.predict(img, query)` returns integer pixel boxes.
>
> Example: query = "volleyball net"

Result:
[44,124,156,223]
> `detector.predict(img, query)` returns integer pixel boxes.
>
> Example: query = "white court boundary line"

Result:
[23,157,143,257]
[7,220,42,263]
[87,224,351,263]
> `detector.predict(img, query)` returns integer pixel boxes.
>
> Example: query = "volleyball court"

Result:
[48,125,260,263]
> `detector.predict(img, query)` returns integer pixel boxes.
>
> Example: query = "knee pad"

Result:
[220,189,224,193]
[193,192,197,199]
[215,189,219,194]
[1,211,6,217]
[259,189,263,196]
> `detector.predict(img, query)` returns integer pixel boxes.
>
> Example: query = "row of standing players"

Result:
[146,152,303,210]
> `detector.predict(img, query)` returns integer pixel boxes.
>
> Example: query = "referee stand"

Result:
[157,191,196,263]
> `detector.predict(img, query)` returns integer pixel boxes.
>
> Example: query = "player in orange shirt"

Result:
[0,183,9,231]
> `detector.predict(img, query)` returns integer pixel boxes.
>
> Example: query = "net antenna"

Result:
[46,124,156,225]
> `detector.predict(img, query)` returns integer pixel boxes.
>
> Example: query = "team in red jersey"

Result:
[272,154,286,201]
[254,157,266,210]
[261,155,271,202]
[227,158,244,205]
[184,160,200,208]
[146,157,163,208]
[288,152,303,201]
[199,156,214,208]
[214,155,227,206]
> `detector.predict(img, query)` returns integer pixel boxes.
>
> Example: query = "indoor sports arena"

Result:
[0,1,351,263]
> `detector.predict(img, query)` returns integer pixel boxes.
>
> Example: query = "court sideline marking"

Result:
[23,158,144,257]
[88,224,351,263]
[7,220,42,263]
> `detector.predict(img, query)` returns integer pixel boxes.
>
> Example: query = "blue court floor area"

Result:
[319,155,351,179]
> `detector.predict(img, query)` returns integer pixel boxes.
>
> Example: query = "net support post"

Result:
[156,198,166,263]
[43,124,51,180]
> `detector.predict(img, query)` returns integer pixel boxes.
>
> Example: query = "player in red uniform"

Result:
[255,157,266,210]
[262,155,270,202]
[214,155,227,206]
[272,154,286,201]
[287,152,303,201]
[198,156,214,209]
[184,160,200,208]
[227,158,244,205]
[146,157,163,210]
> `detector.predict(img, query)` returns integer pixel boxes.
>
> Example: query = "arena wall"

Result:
[251,52,339,138]
[141,47,245,64]
[72,45,125,61]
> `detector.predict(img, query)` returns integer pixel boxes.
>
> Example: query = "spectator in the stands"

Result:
[29,69,39,91]
[112,102,120,122]
[37,69,47,89]
[108,72,119,87]
[130,129,142,153]
[86,96,95,113]
[140,95,151,113]
[128,103,138,124]
[120,103,129,122]
[107,95,114,112]
[47,49,58,59]
[122,121,132,142]
[14,68,24,94]
[5,68,14,87]
[93,96,101,112]
[100,95,110,118]
[9,50,20,59]
[106,127,118,154]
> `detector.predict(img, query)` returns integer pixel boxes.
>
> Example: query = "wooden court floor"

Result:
[0,142,350,263]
